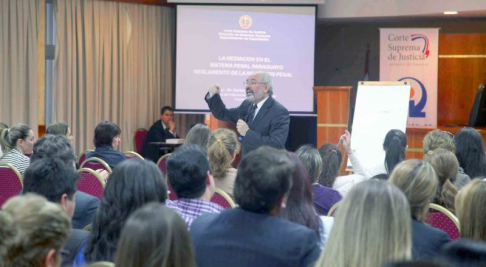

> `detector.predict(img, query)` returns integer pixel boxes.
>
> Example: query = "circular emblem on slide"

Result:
[239,15,252,29]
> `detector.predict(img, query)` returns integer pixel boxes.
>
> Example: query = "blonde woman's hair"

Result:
[455,179,486,241]
[389,159,438,221]
[423,129,455,153]
[0,193,70,267]
[315,180,411,267]
[423,148,458,213]
[207,129,240,179]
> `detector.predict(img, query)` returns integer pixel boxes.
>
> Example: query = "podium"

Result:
[314,86,352,174]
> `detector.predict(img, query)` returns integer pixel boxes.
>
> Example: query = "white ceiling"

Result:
[320,0,486,20]
[168,0,486,21]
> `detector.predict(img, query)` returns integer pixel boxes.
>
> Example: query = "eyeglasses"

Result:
[243,79,267,86]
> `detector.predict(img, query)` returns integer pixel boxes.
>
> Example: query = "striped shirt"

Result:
[0,149,30,175]
[166,198,224,228]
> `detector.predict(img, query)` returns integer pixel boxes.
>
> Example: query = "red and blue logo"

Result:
[411,34,430,58]
[398,77,427,118]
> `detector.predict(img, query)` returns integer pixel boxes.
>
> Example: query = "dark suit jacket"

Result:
[85,146,127,169]
[61,228,89,267]
[190,208,321,267]
[412,219,451,259]
[141,120,178,162]
[72,191,100,229]
[205,94,290,156]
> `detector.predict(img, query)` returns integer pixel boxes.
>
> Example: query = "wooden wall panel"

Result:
[437,34,486,125]
[314,86,351,174]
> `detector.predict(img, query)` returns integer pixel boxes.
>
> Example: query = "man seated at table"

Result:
[142,106,179,162]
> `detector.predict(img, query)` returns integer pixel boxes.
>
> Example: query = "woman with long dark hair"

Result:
[341,129,407,177]
[332,129,407,196]
[73,159,167,265]
[116,203,196,267]
[455,127,486,179]
[280,152,332,247]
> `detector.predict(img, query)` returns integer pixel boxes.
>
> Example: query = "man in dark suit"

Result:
[23,158,89,267]
[142,106,179,162]
[205,72,290,156]
[30,134,100,230]
[190,147,321,267]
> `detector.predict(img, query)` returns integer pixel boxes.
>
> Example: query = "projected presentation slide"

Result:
[176,5,316,113]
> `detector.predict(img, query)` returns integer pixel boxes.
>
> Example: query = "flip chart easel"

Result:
[346,81,411,171]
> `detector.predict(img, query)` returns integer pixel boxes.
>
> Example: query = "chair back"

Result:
[426,203,460,240]
[80,157,113,173]
[77,168,106,200]
[210,188,235,208]
[78,150,94,167]
[157,153,171,176]
[167,176,178,201]
[124,151,144,160]
[327,201,340,217]
[0,163,23,209]
[133,128,148,154]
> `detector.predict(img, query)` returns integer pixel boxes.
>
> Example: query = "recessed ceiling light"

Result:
[444,11,458,15]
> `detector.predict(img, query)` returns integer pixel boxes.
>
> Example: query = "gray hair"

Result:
[253,71,274,96]
[0,123,31,155]
[295,145,322,183]
[30,134,76,168]
[184,124,212,150]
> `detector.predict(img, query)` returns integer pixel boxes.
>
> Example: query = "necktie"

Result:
[247,104,257,125]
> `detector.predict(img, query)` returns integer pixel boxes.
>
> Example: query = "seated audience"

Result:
[439,238,486,267]
[207,128,240,198]
[423,148,458,213]
[455,179,486,241]
[30,134,100,229]
[86,121,126,169]
[333,129,407,195]
[142,106,179,162]
[282,152,333,247]
[390,159,450,258]
[184,123,211,150]
[23,158,88,266]
[0,122,8,157]
[423,129,470,189]
[115,203,196,267]
[315,180,412,266]
[296,144,341,216]
[191,147,321,267]
[454,127,486,179]
[77,159,167,265]
[0,123,35,175]
[0,194,70,267]
[166,144,223,227]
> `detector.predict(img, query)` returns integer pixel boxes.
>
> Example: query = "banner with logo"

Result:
[380,28,439,128]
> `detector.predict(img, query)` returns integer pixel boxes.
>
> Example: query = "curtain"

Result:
[0,0,39,129]
[54,0,203,155]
